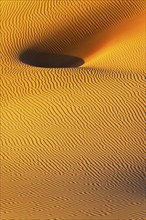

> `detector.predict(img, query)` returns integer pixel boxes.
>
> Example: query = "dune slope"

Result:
[1,0,145,219]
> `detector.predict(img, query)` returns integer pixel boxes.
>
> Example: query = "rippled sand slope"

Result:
[1,1,145,219]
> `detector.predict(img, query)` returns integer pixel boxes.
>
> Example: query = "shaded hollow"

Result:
[19,49,84,68]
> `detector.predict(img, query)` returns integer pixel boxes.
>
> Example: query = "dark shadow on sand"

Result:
[19,49,84,68]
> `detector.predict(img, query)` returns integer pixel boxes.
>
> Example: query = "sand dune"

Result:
[1,0,145,219]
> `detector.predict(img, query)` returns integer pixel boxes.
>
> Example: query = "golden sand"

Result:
[1,0,145,219]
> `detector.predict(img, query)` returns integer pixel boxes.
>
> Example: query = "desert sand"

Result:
[1,0,145,219]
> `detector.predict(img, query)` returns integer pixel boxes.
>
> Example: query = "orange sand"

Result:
[1,1,145,219]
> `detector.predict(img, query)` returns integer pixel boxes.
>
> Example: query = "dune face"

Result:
[19,50,84,68]
[1,1,145,220]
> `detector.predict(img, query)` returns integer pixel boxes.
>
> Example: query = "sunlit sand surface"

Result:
[1,1,145,219]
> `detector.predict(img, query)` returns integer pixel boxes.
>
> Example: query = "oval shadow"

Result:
[19,49,84,68]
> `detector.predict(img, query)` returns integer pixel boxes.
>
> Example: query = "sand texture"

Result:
[1,0,145,219]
